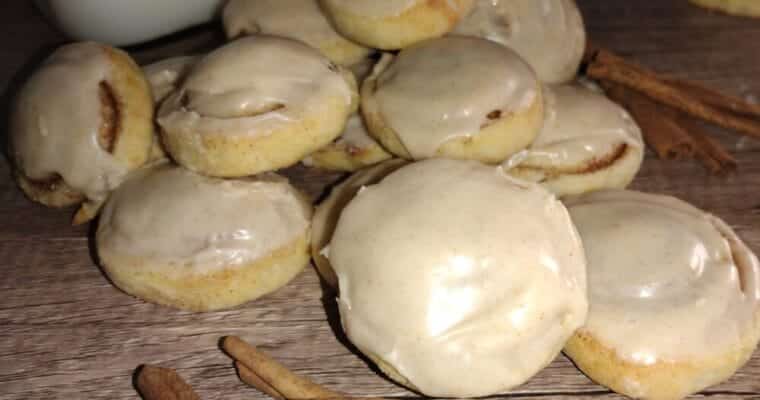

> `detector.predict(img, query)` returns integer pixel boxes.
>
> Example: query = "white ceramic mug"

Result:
[35,0,223,46]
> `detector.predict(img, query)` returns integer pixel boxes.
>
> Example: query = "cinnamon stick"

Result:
[587,48,760,139]
[136,365,202,400]
[603,82,696,160]
[664,77,760,119]
[235,361,285,400]
[223,336,345,400]
[585,44,760,119]
[677,117,738,174]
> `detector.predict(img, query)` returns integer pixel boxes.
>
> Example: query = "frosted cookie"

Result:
[362,36,543,163]
[303,53,388,171]
[96,163,312,312]
[143,56,198,103]
[320,0,475,50]
[142,55,199,161]
[328,158,588,397]
[507,84,644,197]
[690,0,760,17]
[158,35,358,177]
[311,159,406,288]
[564,190,760,400]
[223,0,373,66]
[302,113,392,171]
[9,42,153,224]
[453,0,586,83]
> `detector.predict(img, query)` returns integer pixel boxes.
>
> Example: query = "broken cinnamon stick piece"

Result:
[677,117,738,174]
[603,82,696,160]
[586,46,760,120]
[136,365,202,400]
[223,336,344,400]
[664,77,760,119]
[587,49,760,139]
[235,361,286,400]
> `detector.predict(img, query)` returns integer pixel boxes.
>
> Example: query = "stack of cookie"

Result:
[8,1,760,399]
[9,35,351,311]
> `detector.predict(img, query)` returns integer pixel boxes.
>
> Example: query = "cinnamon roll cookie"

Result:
[158,36,358,177]
[143,56,198,104]
[9,42,153,224]
[302,113,392,171]
[142,55,199,161]
[565,190,760,400]
[223,0,373,67]
[319,0,475,49]
[311,159,406,288]
[454,0,586,84]
[328,159,588,397]
[362,36,543,163]
[507,84,644,197]
[96,163,312,312]
[303,54,389,171]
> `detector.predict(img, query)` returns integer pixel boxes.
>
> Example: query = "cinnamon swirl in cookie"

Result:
[9,42,153,224]
[507,84,644,197]
[454,0,586,83]
[223,0,373,67]
[320,0,475,49]
[96,163,312,312]
[158,35,358,177]
[362,36,543,163]
[328,158,588,397]
[565,190,760,400]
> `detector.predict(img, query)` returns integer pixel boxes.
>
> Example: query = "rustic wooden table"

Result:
[1,1,760,399]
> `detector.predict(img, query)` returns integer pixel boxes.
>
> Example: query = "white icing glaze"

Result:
[512,84,643,170]
[143,56,198,102]
[454,0,586,83]
[158,35,354,138]
[329,158,588,397]
[97,163,311,274]
[324,0,420,18]
[311,158,408,287]
[223,0,367,63]
[372,36,539,158]
[10,42,130,202]
[566,190,760,364]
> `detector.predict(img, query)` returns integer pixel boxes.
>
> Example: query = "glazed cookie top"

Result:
[371,36,539,159]
[454,0,586,83]
[143,56,198,102]
[566,190,760,363]
[97,163,312,274]
[223,0,369,62]
[329,158,588,397]
[10,42,130,202]
[158,35,356,138]
[509,84,643,170]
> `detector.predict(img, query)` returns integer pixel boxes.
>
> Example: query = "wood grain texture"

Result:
[1,1,760,399]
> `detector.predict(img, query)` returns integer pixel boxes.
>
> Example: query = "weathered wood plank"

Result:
[1,1,760,399]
